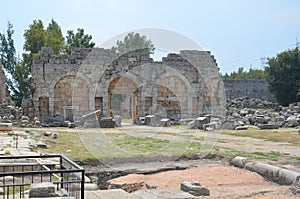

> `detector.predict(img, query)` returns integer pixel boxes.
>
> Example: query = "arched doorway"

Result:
[108,76,139,121]
[54,75,89,121]
[157,76,188,120]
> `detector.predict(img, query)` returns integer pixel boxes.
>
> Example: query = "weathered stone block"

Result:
[258,124,279,129]
[180,181,210,196]
[145,115,156,127]
[29,182,56,198]
[0,123,12,131]
[194,117,209,129]
[158,118,172,127]
[235,125,248,130]
[114,115,122,127]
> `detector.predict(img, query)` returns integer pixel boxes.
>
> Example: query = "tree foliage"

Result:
[66,28,95,54]
[1,19,97,106]
[24,19,65,55]
[113,32,154,55]
[222,67,266,80]
[265,47,300,106]
[0,22,31,106]
[45,19,65,54]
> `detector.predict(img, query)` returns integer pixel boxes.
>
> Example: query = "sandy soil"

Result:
[109,164,298,198]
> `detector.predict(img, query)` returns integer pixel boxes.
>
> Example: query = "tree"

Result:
[265,47,300,106]
[23,20,45,54]
[222,67,266,80]
[45,19,65,54]
[66,28,95,54]
[24,19,65,55]
[0,22,31,106]
[113,32,154,55]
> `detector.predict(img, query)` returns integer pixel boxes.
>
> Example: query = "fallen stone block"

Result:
[68,122,75,128]
[258,124,279,129]
[179,118,194,126]
[195,117,209,129]
[36,142,48,148]
[114,115,122,127]
[158,118,172,127]
[187,120,196,129]
[235,125,248,130]
[99,118,115,128]
[203,121,221,131]
[145,115,156,127]
[108,182,144,193]
[0,123,12,131]
[82,110,101,128]
[285,116,299,127]
[29,182,57,198]
[180,181,210,196]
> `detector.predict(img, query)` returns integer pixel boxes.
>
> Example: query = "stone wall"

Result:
[32,47,226,123]
[223,79,276,102]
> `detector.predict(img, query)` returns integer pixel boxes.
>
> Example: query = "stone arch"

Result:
[49,71,95,115]
[107,75,140,120]
[52,75,89,121]
[156,75,187,119]
[155,66,204,118]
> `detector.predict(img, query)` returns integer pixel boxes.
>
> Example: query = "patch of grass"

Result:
[107,134,207,157]
[295,156,300,161]
[221,129,300,146]
[209,147,283,161]
[38,131,94,161]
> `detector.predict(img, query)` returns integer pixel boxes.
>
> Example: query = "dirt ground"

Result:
[109,164,298,198]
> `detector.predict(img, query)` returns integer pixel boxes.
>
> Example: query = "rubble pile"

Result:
[224,98,300,130]
[147,97,300,131]
[226,97,278,109]
[0,98,41,129]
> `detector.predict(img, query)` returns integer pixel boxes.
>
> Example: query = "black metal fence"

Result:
[0,154,85,199]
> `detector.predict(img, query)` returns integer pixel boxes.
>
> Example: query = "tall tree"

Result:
[23,20,45,54]
[0,22,31,106]
[24,19,65,55]
[45,19,65,54]
[66,28,95,54]
[113,32,154,55]
[265,47,300,105]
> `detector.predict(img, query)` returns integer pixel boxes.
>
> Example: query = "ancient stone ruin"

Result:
[31,47,226,125]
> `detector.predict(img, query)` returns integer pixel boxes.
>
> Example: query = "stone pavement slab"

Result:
[85,189,136,199]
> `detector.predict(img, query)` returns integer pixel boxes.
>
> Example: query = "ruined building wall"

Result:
[32,47,226,122]
[223,79,276,102]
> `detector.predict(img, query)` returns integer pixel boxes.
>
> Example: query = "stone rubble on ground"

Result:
[180,181,210,196]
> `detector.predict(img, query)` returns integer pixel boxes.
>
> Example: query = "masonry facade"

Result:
[32,47,225,123]
[223,79,275,102]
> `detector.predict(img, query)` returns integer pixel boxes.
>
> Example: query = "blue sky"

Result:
[1,0,300,73]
